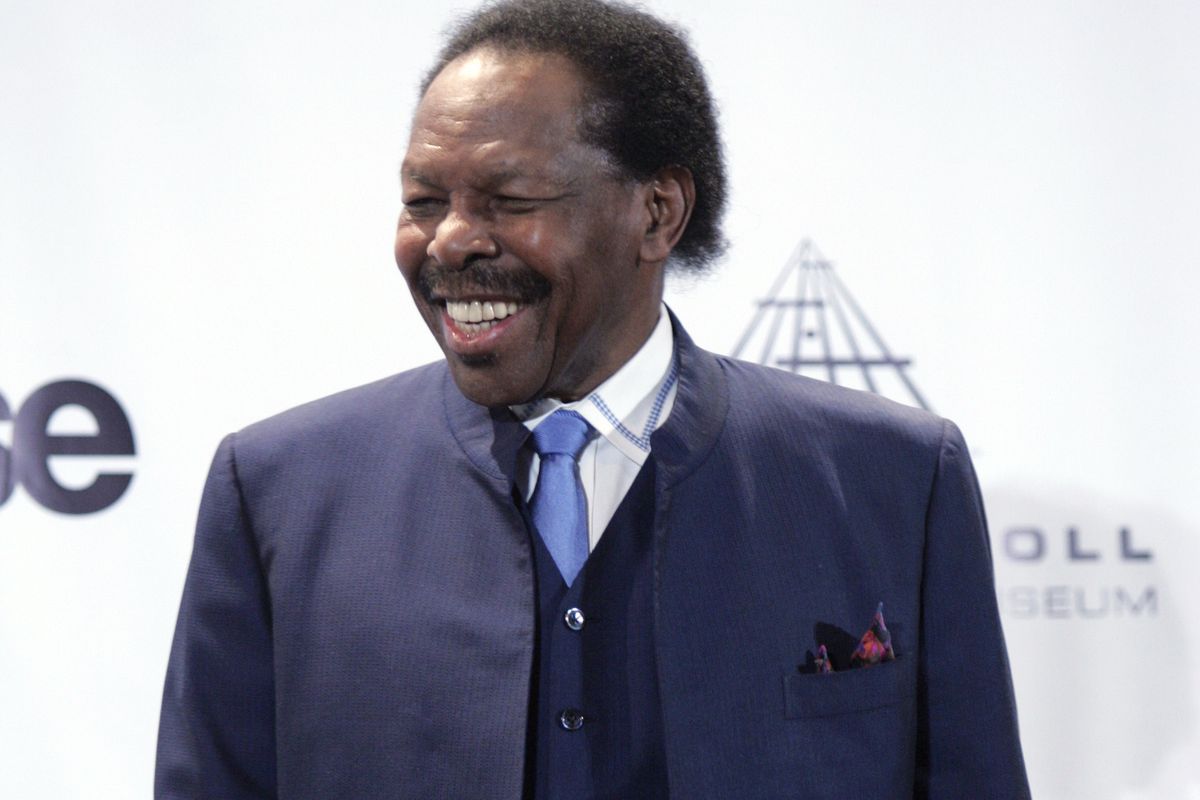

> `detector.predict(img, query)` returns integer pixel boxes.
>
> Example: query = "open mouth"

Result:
[442,299,524,335]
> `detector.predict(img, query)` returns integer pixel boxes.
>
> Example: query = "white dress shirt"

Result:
[512,306,677,552]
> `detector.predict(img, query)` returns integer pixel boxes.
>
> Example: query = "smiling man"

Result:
[395,47,679,407]
[156,1,1030,798]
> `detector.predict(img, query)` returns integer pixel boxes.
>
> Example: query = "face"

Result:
[395,48,665,407]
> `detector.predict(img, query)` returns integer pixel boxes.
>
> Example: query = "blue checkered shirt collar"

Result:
[511,305,677,465]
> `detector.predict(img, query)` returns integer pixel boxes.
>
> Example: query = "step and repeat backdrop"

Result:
[3,2,1197,797]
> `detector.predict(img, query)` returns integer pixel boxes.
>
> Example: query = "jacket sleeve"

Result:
[916,420,1031,798]
[155,434,277,799]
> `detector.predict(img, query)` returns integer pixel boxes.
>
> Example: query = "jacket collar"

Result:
[650,309,730,488]
[441,366,530,490]
[441,307,729,492]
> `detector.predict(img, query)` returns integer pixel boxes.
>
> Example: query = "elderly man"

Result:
[156,1,1030,797]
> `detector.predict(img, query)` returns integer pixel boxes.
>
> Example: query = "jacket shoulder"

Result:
[231,361,448,466]
[712,355,950,455]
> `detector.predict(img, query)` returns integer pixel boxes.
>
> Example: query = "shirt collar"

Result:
[510,304,677,465]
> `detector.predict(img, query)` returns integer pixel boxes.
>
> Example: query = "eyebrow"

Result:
[399,167,438,186]
[400,165,577,191]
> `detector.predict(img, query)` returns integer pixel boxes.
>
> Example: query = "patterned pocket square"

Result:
[813,644,833,674]
[849,602,896,668]
[808,602,896,674]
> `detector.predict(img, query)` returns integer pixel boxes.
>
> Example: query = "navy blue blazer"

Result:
[156,318,1030,798]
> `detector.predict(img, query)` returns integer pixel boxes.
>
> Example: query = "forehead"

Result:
[403,49,599,183]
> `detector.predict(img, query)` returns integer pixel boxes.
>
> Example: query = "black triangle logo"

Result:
[731,239,932,411]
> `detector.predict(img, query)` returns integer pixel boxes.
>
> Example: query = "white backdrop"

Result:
[2,1,1198,797]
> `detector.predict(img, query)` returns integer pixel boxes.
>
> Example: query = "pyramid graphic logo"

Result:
[731,239,931,411]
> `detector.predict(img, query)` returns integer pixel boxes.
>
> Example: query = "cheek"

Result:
[517,220,549,255]
[496,217,552,269]
[511,212,606,282]
[393,222,429,283]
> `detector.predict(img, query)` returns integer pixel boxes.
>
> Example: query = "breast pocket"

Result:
[782,655,917,719]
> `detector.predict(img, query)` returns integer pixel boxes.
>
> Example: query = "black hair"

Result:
[421,0,728,272]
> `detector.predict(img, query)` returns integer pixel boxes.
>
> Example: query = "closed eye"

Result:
[493,195,545,214]
[402,197,446,218]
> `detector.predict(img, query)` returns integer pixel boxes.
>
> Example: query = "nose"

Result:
[427,203,499,269]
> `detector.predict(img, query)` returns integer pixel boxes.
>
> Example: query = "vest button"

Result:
[563,607,586,631]
[559,708,585,731]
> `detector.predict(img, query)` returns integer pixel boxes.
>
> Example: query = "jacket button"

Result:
[563,607,586,631]
[559,709,585,731]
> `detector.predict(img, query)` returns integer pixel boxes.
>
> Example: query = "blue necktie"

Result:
[530,410,592,587]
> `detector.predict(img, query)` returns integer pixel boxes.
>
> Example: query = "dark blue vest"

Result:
[523,458,668,799]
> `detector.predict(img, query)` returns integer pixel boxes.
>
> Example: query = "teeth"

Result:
[445,300,521,324]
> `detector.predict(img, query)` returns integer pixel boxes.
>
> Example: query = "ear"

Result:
[639,166,695,265]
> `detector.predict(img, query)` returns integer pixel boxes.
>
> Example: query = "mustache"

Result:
[417,261,552,304]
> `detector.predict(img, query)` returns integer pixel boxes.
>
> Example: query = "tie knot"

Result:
[531,410,591,459]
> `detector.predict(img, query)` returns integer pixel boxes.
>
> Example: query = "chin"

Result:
[447,362,536,409]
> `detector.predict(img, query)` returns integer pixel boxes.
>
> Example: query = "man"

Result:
[156,0,1030,797]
